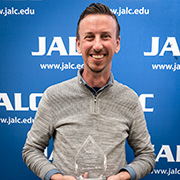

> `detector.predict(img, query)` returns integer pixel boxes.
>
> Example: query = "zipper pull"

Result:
[94,96,97,103]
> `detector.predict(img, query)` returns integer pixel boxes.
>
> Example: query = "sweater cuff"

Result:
[44,169,63,180]
[119,166,136,180]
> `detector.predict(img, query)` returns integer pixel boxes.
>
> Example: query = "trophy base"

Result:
[77,176,106,180]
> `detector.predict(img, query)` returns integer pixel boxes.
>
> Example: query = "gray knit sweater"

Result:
[22,71,155,180]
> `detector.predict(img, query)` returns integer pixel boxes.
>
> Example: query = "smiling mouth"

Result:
[90,54,106,59]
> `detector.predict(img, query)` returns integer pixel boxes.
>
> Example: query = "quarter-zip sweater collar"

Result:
[79,68,114,96]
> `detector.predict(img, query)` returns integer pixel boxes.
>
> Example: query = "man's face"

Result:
[76,14,120,74]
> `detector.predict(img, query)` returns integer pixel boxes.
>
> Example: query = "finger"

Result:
[83,172,88,179]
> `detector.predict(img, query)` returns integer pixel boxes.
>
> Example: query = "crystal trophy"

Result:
[75,135,107,180]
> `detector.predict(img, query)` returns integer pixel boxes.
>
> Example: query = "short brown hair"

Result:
[76,3,120,40]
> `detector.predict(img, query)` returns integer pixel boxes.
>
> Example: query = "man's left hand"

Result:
[107,171,131,180]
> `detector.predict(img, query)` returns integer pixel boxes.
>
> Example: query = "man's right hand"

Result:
[51,174,76,180]
[51,172,88,180]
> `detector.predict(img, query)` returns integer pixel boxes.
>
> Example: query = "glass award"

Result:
[75,135,107,180]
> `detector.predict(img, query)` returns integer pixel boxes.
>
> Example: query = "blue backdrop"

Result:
[0,0,180,179]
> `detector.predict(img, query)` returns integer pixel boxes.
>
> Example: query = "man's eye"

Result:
[103,35,111,39]
[85,36,94,40]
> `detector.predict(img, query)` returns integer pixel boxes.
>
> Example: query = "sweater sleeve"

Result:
[126,99,156,180]
[22,89,58,180]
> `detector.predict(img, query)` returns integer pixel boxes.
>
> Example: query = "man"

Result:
[23,3,155,180]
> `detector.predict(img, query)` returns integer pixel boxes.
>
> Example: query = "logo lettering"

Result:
[45,144,180,162]
[144,37,180,56]
[1,93,154,112]
[139,94,154,112]
[31,37,81,56]
[0,93,43,111]
[155,145,175,162]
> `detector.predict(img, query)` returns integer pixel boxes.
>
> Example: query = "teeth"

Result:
[92,55,104,59]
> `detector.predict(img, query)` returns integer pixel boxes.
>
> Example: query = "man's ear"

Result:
[115,36,121,54]
[76,38,82,54]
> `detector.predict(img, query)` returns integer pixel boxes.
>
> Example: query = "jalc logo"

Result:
[0,93,42,111]
[155,145,180,162]
[45,145,180,162]
[0,93,154,112]
[144,37,180,56]
[31,37,81,56]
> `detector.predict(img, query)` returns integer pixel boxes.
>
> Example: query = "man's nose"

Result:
[93,37,103,52]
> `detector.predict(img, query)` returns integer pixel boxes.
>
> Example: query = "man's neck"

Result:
[82,69,111,88]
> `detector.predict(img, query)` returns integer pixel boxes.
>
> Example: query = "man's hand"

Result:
[51,172,88,180]
[107,171,131,180]
[50,174,76,180]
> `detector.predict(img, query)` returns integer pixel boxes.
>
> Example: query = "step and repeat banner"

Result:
[0,0,180,179]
